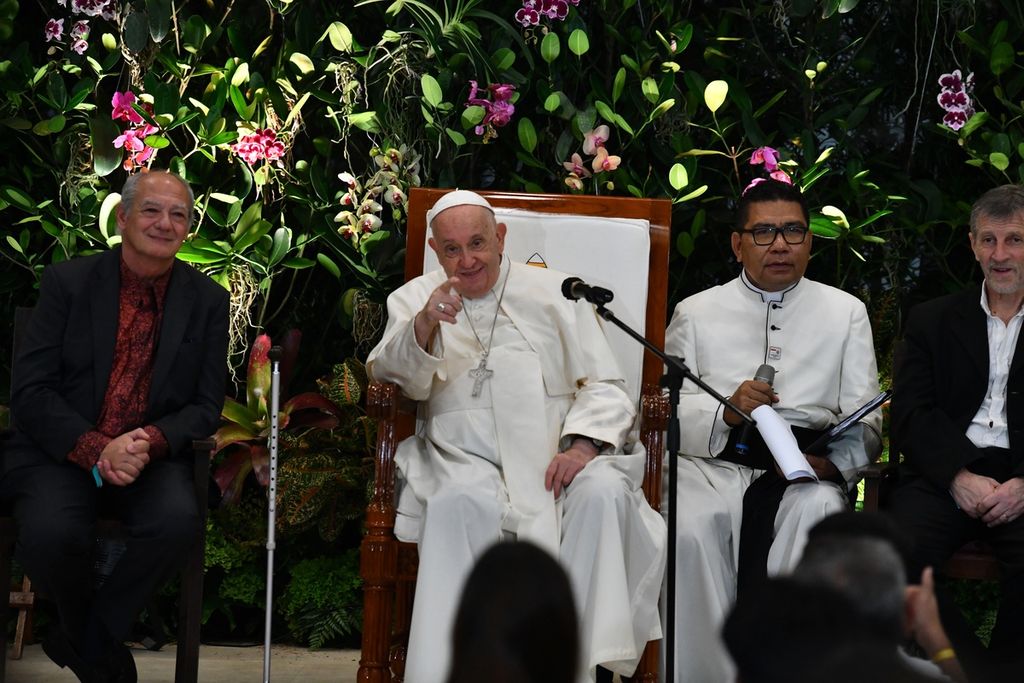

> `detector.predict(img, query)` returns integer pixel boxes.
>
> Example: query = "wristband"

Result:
[91,464,103,488]
[931,647,956,663]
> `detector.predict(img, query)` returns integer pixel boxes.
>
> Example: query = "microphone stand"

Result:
[592,301,753,683]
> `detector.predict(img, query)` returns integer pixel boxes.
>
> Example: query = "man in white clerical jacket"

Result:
[366,190,666,683]
[664,179,882,682]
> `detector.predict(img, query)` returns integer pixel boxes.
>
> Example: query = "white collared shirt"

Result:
[965,285,1024,449]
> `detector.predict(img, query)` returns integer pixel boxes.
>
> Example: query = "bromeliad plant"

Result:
[213,332,343,506]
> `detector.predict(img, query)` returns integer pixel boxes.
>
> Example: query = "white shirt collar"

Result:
[740,269,799,304]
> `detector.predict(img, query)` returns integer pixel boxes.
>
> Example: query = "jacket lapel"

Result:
[950,289,990,381]
[149,261,195,409]
[90,250,121,411]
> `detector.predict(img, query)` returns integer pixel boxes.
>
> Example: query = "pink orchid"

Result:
[113,128,146,152]
[465,80,517,139]
[71,20,89,40]
[938,69,965,92]
[942,110,970,131]
[111,91,143,124]
[515,7,540,26]
[583,125,610,155]
[562,153,592,177]
[937,89,969,110]
[44,18,64,42]
[769,169,793,184]
[591,147,621,173]
[230,128,287,166]
[71,39,88,54]
[750,146,779,172]
[742,177,768,196]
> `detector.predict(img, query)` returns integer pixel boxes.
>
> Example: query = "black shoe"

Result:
[42,629,106,683]
[104,642,137,683]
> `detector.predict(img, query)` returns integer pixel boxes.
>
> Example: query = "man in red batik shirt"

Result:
[3,171,228,683]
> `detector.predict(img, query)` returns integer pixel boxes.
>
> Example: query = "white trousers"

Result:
[404,460,664,683]
[665,457,847,683]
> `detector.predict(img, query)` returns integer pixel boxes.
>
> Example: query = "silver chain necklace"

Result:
[466,265,510,397]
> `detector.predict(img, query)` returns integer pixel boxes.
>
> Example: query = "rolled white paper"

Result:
[750,405,817,481]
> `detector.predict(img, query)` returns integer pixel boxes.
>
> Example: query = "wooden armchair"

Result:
[358,189,672,683]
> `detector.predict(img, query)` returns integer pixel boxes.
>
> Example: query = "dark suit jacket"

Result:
[892,286,1024,490]
[5,247,229,474]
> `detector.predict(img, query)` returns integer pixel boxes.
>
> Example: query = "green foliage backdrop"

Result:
[1,0,1022,644]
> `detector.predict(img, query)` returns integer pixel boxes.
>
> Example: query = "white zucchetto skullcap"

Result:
[425,189,494,229]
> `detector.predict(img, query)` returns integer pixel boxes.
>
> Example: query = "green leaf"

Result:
[1,186,35,211]
[6,235,23,254]
[990,152,1010,171]
[492,48,515,71]
[89,114,122,177]
[269,227,291,266]
[231,62,250,87]
[317,253,341,279]
[544,92,561,113]
[568,29,590,56]
[348,111,379,133]
[143,134,170,149]
[462,105,485,127]
[676,184,708,203]
[960,111,989,137]
[676,232,694,258]
[146,0,171,42]
[669,163,689,191]
[595,100,615,123]
[289,52,315,76]
[838,0,860,11]
[991,42,1015,76]
[677,23,694,52]
[421,74,443,107]
[233,202,262,242]
[282,257,315,269]
[445,128,466,145]
[641,77,659,105]
[612,68,626,105]
[123,10,150,53]
[46,73,68,112]
[326,22,353,52]
[541,32,560,64]
[518,117,537,154]
[810,215,842,238]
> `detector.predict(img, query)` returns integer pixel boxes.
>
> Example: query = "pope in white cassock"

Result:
[664,180,882,682]
[366,191,666,683]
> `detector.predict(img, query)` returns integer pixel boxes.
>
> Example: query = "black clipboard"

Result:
[805,389,892,455]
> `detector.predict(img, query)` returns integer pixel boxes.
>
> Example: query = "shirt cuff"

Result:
[143,425,169,459]
[69,431,111,470]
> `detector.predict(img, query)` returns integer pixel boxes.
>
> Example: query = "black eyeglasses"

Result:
[740,224,809,246]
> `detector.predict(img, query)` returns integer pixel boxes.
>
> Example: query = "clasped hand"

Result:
[97,427,151,486]
[949,469,1024,526]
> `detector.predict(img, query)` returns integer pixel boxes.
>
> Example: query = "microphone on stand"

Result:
[734,363,775,456]
[561,276,614,305]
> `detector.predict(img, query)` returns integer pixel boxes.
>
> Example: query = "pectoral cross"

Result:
[469,354,493,398]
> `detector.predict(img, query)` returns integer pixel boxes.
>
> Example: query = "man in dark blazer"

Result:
[888,184,1024,682]
[1,171,229,682]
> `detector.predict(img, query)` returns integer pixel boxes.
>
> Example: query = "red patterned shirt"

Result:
[68,259,172,469]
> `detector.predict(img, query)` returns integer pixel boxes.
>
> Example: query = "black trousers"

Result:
[0,456,198,653]
[886,450,1024,683]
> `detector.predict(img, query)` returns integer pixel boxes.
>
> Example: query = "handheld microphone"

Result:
[734,363,776,456]
[561,277,614,305]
